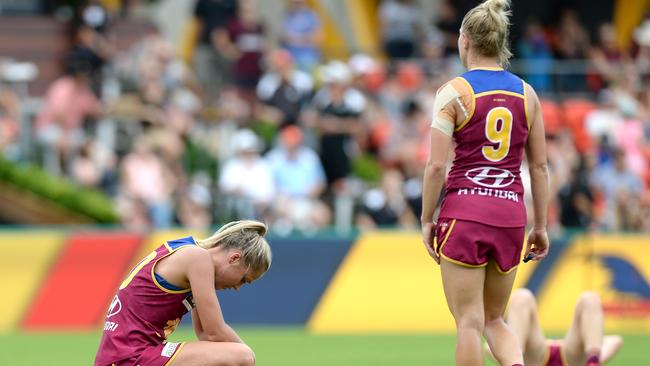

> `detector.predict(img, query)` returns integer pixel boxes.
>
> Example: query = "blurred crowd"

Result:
[0,0,649,233]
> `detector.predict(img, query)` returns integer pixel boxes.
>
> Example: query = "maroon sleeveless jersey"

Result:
[439,69,530,227]
[94,237,197,366]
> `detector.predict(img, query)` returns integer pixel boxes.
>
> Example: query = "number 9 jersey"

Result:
[439,68,530,228]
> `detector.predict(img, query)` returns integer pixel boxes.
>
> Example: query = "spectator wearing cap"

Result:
[356,168,418,229]
[218,128,275,220]
[266,125,330,232]
[348,53,386,96]
[256,49,313,128]
[311,61,366,193]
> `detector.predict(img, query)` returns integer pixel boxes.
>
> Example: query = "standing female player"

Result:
[95,220,271,366]
[485,289,624,366]
[420,0,550,365]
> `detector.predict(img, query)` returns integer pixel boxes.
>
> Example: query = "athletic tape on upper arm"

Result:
[431,83,459,137]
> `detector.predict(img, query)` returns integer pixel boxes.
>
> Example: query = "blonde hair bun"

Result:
[461,0,513,66]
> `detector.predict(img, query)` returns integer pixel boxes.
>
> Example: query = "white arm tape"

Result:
[431,83,459,137]
[431,116,454,137]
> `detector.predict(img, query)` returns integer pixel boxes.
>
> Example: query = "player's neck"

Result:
[467,55,501,71]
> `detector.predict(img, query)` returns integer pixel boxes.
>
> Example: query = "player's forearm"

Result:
[528,162,549,229]
[191,309,206,339]
[198,323,244,343]
[421,161,446,222]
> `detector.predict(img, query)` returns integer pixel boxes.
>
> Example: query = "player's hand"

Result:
[524,228,549,262]
[421,221,439,264]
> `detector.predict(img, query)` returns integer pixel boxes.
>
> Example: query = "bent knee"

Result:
[577,291,601,308]
[232,344,255,366]
[510,288,536,308]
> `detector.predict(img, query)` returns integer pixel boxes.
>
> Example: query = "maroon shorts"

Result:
[434,218,525,273]
[112,342,185,366]
[545,343,568,366]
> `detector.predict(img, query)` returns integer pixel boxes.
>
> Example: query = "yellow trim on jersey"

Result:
[474,90,524,99]
[494,232,527,274]
[164,342,186,366]
[435,219,457,254]
[151,264,192,294]
[495,262,518,275]
[469,67,504,71]
[523,81,532,130]
[120,251,157,290]
[441,254,488,268]
[151,245,192,294]
[454,78,476,132]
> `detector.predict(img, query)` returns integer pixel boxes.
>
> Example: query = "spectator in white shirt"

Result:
[218,128,275,219]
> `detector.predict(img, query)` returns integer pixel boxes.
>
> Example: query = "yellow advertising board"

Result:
[309,231,538,333]
[537,234,650,333]
[0,231,64,332]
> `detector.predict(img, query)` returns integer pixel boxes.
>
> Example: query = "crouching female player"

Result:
[486,289,624,366]
[95,220,272,366]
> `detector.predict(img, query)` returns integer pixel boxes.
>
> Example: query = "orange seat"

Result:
[561,98,597,153]
[540,99,561,136]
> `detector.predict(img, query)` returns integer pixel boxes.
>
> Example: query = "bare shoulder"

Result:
[159,245,211,274]
[438,77,472,97]
[524,82,539,100]
[173,245,210,265]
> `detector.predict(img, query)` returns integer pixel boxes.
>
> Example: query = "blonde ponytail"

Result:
[461,0,513,67]
[197,220,272,274]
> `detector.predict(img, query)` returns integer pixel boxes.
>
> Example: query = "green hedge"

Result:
[352,153,383,183]
[0,157,118,223]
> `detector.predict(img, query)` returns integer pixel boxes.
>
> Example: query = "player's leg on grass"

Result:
[563,291,603,365]
[600,335,623,363]
[171,341,255,366]
[482,261,525,366]
[440,259,486,366]
[502,288,547,366]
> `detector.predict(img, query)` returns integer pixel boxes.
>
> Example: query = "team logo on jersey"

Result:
[107,295,122,318]
[465,167,515,188]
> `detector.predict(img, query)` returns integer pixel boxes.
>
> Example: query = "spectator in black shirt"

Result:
[559,157,595,228]
[256,49,313,128]
[193,0,238,101]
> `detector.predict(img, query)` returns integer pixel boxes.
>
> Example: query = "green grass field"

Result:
[1,328,649,365]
